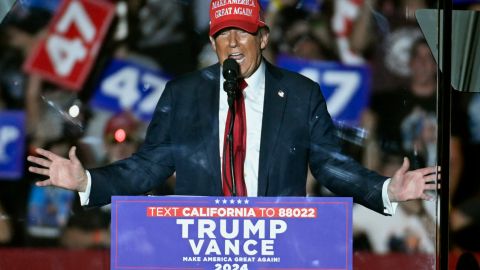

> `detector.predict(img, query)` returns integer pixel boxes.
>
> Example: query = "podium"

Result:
[111,196,352,270]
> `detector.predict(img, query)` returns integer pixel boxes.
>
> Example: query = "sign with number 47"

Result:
[91,59,170,122]
[23,0,115,91]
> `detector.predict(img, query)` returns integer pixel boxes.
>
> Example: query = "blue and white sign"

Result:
[90,59,171,121]
[0,111,26,180]
[453,0,480,4]
[19,0,61,12]
[277,56,371,124]
[259,0,320,11]
[112,196,352,270]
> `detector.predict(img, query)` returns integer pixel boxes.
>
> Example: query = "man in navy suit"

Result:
[28,0,438,215]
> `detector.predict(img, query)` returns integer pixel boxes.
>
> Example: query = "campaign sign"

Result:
[23,0,115,91]
[20,0,61,12]
[0,111,25,180]
[277,56,371,124]
[259,0,319,11]
[90,59,170,121]
[112,196,352,270]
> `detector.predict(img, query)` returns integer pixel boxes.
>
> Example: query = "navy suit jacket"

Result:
[89,61,388,214]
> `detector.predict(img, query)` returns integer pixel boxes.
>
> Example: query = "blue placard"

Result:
[112,196,352,270]
[259,0,320,11]
[0,111,26,180]
[453,0,480,4]
[90,59,171,121]
[26,185,75,237]
[19,0,60,12]
[277,56,371,124]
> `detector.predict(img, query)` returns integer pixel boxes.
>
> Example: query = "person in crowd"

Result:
[362,38,437,172]
[369,0,435,92]
[450,91,480,252]
[25,138,76,247]
[100,112,144,164]
[0,6,94,247]
[354,37,444,254]
[60,111,175,249]
[126,0,200,76]
[27,0,438,216]
[60,112,143,249]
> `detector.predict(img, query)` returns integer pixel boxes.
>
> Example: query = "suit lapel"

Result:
[196,64,222,193]
[257,62,287,196]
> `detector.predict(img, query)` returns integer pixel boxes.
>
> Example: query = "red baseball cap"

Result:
[209,0,266,36]
[104,112,140,136]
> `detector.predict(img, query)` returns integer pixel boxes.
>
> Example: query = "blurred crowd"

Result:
[0,0,479,259]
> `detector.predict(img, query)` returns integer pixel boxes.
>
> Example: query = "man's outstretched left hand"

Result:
[388,157,440,202]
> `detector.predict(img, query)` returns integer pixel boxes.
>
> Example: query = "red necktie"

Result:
[222,79,248,196]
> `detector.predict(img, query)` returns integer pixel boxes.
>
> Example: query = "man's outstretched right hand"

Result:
[27,146,88,192]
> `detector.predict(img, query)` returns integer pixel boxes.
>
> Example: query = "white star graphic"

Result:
[222,199,227,204]
[244,199,249,204]
[230,199,235,204]
[215,199,220,204]
[237,199,242,204]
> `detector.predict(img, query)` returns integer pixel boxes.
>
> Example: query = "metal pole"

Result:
[438,1,452,269]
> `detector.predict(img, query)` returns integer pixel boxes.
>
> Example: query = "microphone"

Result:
[223,58,239,109]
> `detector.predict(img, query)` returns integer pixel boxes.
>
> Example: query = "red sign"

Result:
[23,0,115,91]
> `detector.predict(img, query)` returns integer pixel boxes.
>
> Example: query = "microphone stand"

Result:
[224,79,237,196]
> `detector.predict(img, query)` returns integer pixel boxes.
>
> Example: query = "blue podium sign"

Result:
[111,196,352,270]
